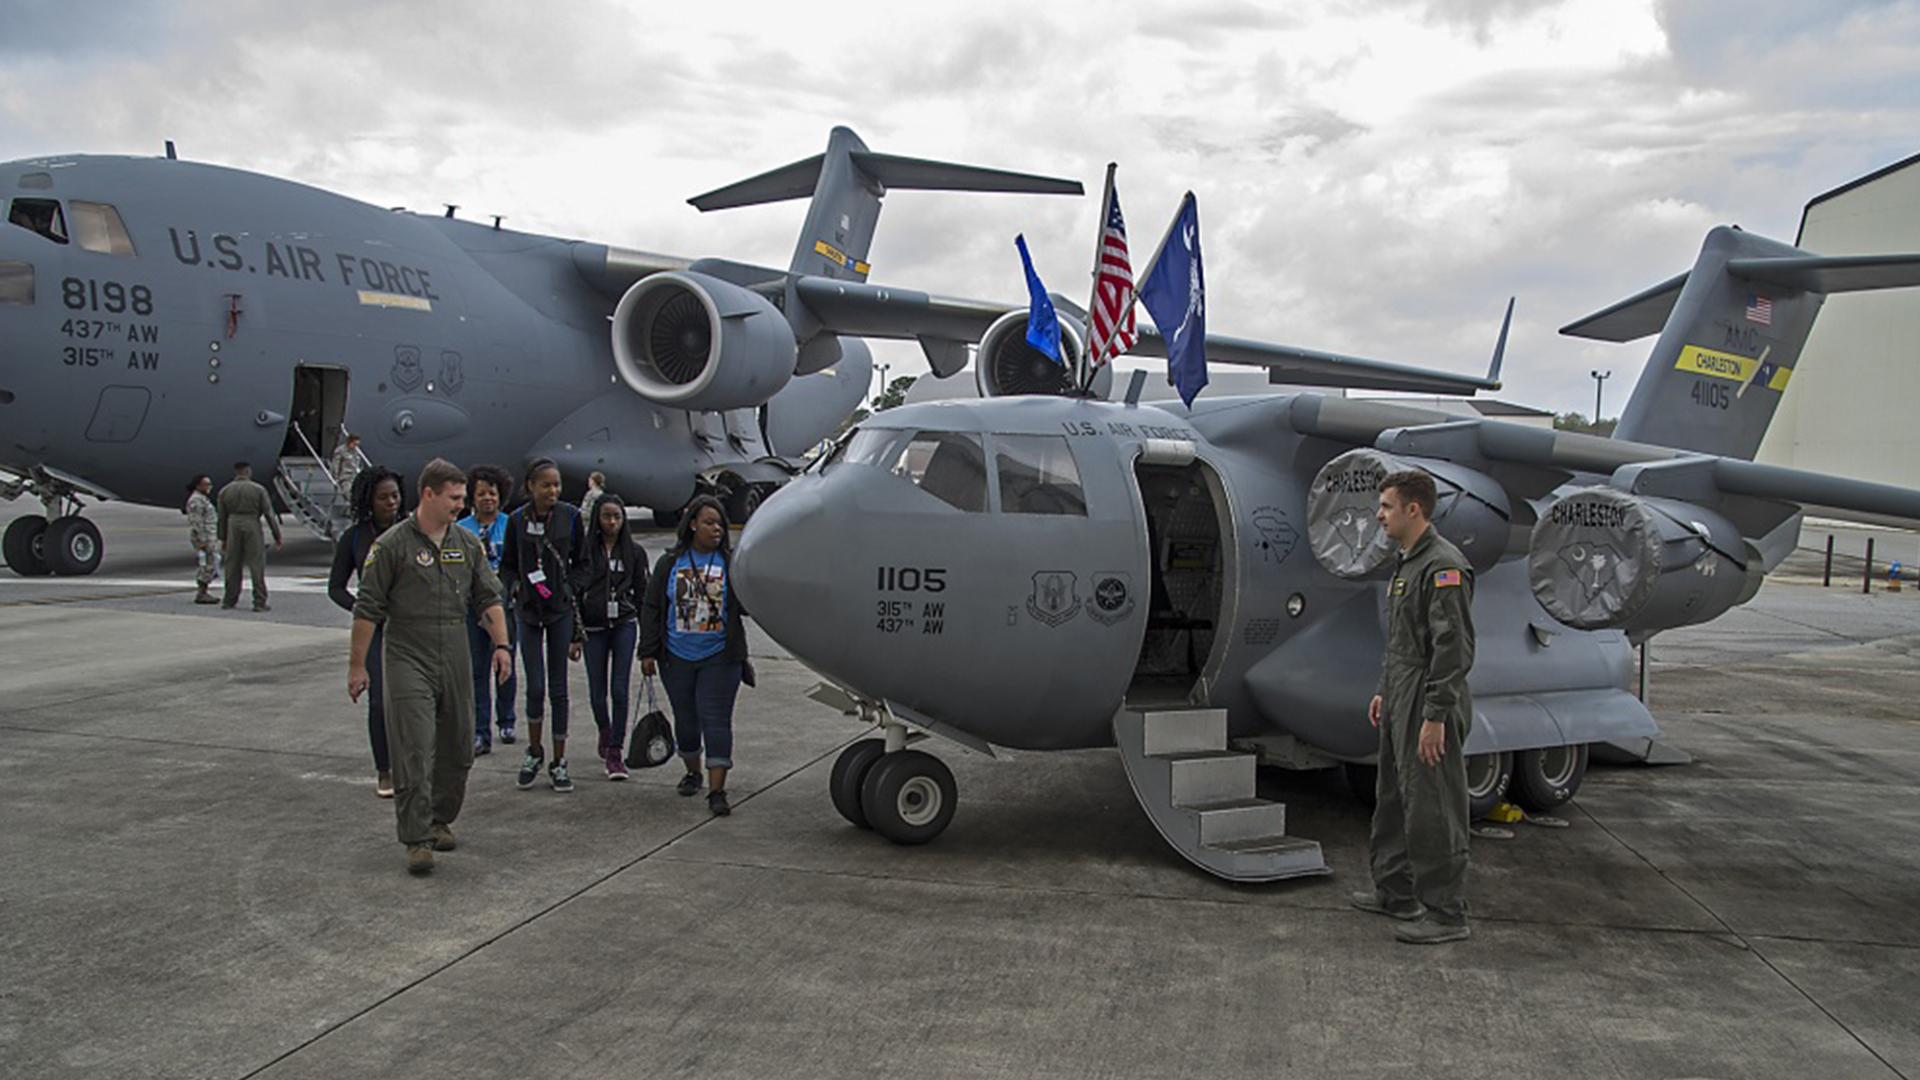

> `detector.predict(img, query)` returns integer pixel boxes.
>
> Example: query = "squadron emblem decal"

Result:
[1087,572,1135,625]
[1026,571,1081,627]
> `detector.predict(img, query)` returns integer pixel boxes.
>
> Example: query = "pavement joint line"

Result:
[1572,800,1909,1079]
[231,727,850,1080]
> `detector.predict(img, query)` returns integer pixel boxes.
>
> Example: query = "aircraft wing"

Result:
[790,278,1502,394]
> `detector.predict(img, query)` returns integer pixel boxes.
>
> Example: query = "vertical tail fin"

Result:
[1562,225,1920,459]
[686,126,1081,283]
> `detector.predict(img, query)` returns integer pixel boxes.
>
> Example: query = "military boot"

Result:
[405,843,435,876]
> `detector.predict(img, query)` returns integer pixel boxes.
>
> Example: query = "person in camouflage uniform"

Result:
[184,474,220,604]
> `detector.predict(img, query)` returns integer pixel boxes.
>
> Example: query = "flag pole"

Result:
[1079,162,1117,395]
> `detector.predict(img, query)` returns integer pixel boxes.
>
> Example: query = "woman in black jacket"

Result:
[327,466,406,798]
[498,459,587,793]
[639,495,749,816]
[570,494,648,781]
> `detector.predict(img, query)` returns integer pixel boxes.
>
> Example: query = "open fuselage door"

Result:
[274,363,353,539]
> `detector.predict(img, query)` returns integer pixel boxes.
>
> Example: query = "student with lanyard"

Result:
[457,464,520,756]
[327,466,406,799]
[498,458,586,793]
[639,494,750,817]
[570,493,648,781]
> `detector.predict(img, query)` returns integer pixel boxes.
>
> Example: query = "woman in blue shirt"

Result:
[639,495,749,816]
[456,464,519,755]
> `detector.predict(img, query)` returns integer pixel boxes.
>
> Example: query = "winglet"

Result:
[1486,297,1512,388]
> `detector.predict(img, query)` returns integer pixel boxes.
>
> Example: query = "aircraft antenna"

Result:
[164,140,177,161]
[444,204,459,219]
[491,215,505,231]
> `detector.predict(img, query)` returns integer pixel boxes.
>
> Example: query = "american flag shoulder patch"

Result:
[1433,569,1463,588]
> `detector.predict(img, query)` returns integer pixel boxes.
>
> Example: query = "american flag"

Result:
[1746,292,1773,325]
[1086,173,1138,368]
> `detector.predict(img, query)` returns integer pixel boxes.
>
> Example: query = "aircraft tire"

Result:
[725,483,762,525]
[44,515,103,576]
[1510,744,1590,811]
[860,749,957,845]
[4,514,51,576]
[830,739,888,829]
[1343,762,1379,810]
[1466,751,1515,821]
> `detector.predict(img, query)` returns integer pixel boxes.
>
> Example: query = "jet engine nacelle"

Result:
[1307,448,1513,578]
[1528,487,1761,634]
[974,310,1113,399]
[611,270,796,412]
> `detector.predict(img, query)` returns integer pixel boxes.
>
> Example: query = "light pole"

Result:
[872,362,892,409]
[1590,369,1612,431]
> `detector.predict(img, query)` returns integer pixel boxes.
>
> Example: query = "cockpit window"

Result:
[69,201,135,256]
[6,198,68,244]
[891,432,988,513]
[995,434,1086,516]
[0,261,31,305]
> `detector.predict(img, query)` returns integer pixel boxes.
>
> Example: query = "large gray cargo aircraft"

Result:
[734,222,1920,882]
[0,129,1079,575]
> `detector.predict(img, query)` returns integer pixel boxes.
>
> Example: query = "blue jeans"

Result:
[467,612,518,742]
[366,625,389,773]
[583,620,637,754]
[518,614,574,740]
[661,653,741,770]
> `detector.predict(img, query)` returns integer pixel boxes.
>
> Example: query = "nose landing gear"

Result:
[828,709,961,845]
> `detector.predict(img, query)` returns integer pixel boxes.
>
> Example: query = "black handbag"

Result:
[626,674,675,769]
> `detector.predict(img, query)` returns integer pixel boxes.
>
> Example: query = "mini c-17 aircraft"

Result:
[733,221,1920,882]
[0,128,1097,576]
[0,126,1516,577]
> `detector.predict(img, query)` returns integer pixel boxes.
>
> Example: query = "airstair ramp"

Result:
[275,457,353,541]
[1115,707,1328,883]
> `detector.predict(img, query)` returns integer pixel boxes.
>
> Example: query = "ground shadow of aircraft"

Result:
[735,219,1920,881]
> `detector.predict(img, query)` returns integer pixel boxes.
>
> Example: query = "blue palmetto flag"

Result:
[1014,234,1063,364]
[1138,193,1207,406]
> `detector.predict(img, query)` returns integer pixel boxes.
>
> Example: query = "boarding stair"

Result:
[274,457,354,541]
[1114,707,1328,882]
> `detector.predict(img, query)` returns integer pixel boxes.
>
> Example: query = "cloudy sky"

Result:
[6,0,1918,415]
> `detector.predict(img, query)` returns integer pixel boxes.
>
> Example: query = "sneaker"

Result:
[405,842,435,875]
[707,790,731,816]
[676,771,702,797]
[474,737,491,757]
[375,771,394,799]
[1350,889,1424,922]
[498,724,517,745]
[430,822,457,852]
[606,750,629,782]
[549,758,574,793]
[516,748,544,790]
[1394,917,1472,945]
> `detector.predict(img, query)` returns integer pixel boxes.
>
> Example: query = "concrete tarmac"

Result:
[3,504,1919,1079]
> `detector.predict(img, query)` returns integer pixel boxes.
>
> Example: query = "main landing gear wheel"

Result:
[1510,744,1590,811]
[4,515,51,576]
[1466,751,1515,821]
[44,515,103,576]
[725,483,763,525]
[859,749,958,845]
[830,739,888,829]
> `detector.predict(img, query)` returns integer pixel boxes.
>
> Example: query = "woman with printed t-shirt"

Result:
[498,459,586,793]
[572,494,648,780]
[639,495,749,817]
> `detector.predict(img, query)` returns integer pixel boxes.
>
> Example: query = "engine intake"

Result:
[1307,448,1514,579]
[611,271,795,412]
[974,311,1111,398]
[1529,487,1761,634]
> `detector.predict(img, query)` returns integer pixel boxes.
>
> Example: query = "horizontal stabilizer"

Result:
[1559,271,1688,342]
[690,150,1081,212]
[1726,251,1920,293]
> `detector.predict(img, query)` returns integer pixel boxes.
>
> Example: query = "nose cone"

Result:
[734,477,841,673]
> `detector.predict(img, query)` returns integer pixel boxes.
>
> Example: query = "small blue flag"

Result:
[1014,234,1063,364]
[1139,193,1207,407]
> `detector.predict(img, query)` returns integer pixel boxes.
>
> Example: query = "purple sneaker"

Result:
[606,749,629,781]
